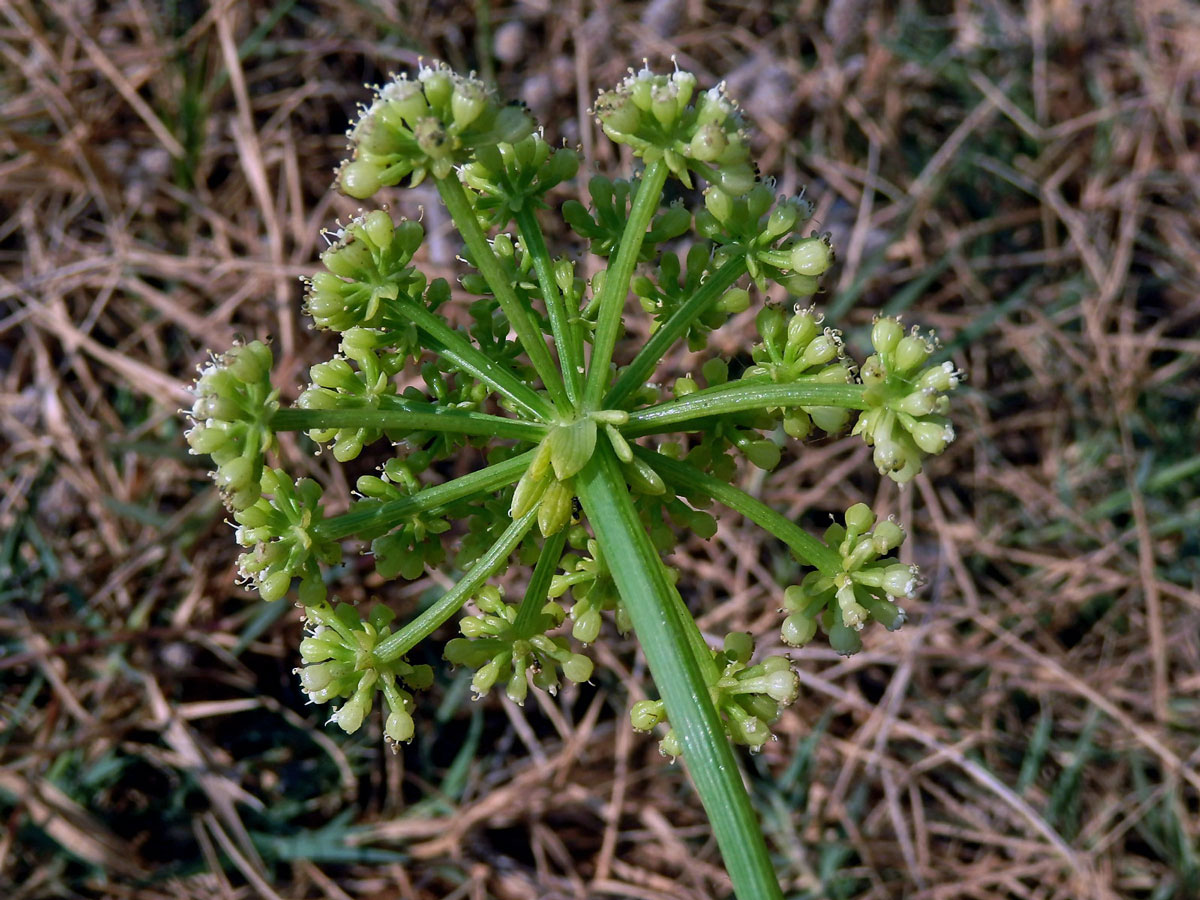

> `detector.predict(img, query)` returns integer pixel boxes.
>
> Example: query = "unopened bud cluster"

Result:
[444,586,593,705]
[781,503,915,656]
[854,317,961,484]
[632,632,799,755]
[184,341,278,512]
[339,62,533,198]
[297,602,433,743]
[595,65,754,200]
[233,469,341,605]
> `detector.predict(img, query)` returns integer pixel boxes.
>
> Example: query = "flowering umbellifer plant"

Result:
[186,61,959,899]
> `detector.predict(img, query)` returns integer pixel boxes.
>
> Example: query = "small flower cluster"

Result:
[855,317,961,484]
[461,134,580,228]
[743,303,854,439]
[305,210,426,332]
[339,61,533,198]
[297,602,433,743]
[632,632,799,755]
[780,503,914,656]
[698,182,832,296]
[184,341,278,512]
[443,586,594,705]
[233,468,341,605]
[595,64,754,199]
[548,534,632,642]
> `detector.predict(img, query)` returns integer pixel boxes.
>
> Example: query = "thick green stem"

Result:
[374,507,538,662]
[271,406,545,443]
[317,450,534,541]
[514,206,584,408]
[583,160,671,408]
[575,444,784,900]
[636,448,842,575]
[622,381,866,437]
[604,254,748,409]
[436,175,571,412]
[390,296,552,421]
[512,529,567,636]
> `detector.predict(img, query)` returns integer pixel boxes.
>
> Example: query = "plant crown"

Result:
[186,57,958,774]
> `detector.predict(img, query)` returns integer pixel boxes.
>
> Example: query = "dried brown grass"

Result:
[2,1,1198,899]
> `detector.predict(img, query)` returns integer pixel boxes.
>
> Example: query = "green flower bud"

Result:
[472,657,503,697]
[450,79,487,129]
[595,89,641,134]
[783,411,813,439]
[562,653,593,684]
[894,334,930,373]
[911,420,954,455]
[572,606,602,645]
[871,317,904,355]
[723,631,754,664]
[828,619,863,657]
[872,519,905,553]
[385,709,415,743]
[506,668,529,705]
[759,668,799,705]
[743,439,781,471]
[881,564,918,598]
[897,390,937,417]
[658,730,682,758]
[704,186,735,223]
[789,238,834,277]
[781,613,817,647]
[727,711,769,749]
[338,160,382,199]
[631,699,665,732]
[717,287,750,314]
[673,375,698,397]
[799,333,840,368]
[688,121,728,161]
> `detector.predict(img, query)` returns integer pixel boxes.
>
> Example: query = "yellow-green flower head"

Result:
[339,61,534,198]
[853,317,962,484]
[297,602,432,743]
[631,633,800,756]
[781,503,917,656]
[444,586,591,706]
[233,469,341,605]
[305,210,426,332]
[185,341,279,512]
[594,62,754,195]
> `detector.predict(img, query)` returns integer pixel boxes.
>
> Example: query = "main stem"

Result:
[583,160,670,409]
[575,444,784,900]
